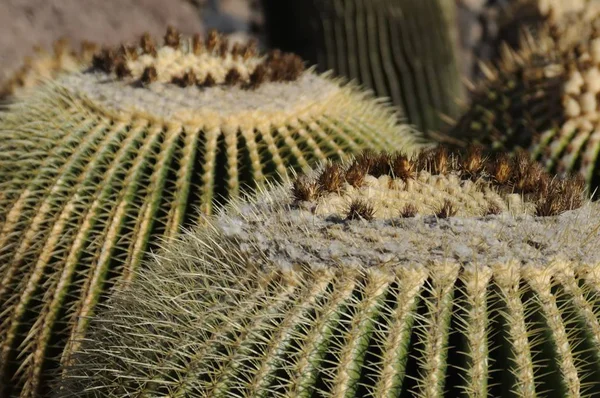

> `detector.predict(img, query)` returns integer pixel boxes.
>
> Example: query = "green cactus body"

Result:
[59,149,600,397]
[261,0,465,133]
[0,28,424,397]
[447,18,600,194]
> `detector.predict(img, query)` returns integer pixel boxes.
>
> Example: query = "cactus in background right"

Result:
[447,14,600,194]
[59,149,600,397]
[260,0,465,133]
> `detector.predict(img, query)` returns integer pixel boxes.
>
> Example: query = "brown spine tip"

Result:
[436,200,457,219]
[206,30,219,52]
[201,73,216,87]
[460,146,485,179]
[52,37,70,57]
[120,45,138,61]
[172,70,197,87]
[140,32,157,56]
[115,62,132,79]
[224,68,242,86]
[242,39,258,60]
[231,42,243,59]
[248,64,268,89]
[391,153,414,181]
[80,41,99,62]
[318,164,344,193]
[218,38,230,58]
[192,33,203,55]
[292,175,319,202]
[431,147,450,175]
[164,25,180,48]
[141,66,158,85]
[400,204,418,218]
[92,48,116,73]
[490,153,512,185]
[344,161,368,188]
[346,199,375,221]
[267,53,305,82]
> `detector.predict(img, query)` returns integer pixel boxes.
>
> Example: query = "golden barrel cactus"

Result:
[0,28,424,397]
[59,149,600,397]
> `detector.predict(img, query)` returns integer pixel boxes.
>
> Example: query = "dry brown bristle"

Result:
[206,30,219,52]
[164,26,180,48]
[53,38,70,57]
[369,153,392,178]
[231,42,243,59]
[391,153,414,181]
[192,33,203,55]
[436,200,457,219]
[268,53,306,82]
[224,69,242,85]
[120,45,138,61]
[318,164,344,193]
[344,161,368,188]
[400,204,418,218]
[292,175,319,202]
[141,66,158,85]
[346,199,374,221]
[140,32,156,56]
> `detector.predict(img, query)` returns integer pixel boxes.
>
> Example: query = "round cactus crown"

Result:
[91,28,304,88]
[58,149,600,397]
[55,27,345,124]
[292,147,585,219]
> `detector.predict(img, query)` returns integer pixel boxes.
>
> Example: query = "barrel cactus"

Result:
[447,15,600,194]
[261,0,465,133]
[0,39,98,100]
[0,27,424,397]
[58,148,600,397]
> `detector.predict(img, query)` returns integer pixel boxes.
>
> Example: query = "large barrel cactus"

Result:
[59,148,600,397]
[0,28,424,397]
[261,0,465,133]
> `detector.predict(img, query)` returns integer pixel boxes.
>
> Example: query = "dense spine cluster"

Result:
[58,150,600,397]
[261,0,465,133]
[0,27,424,398]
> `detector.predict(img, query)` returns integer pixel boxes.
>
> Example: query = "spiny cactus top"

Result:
[447,17,600,193]
[261,0,465,133]
[59,149,600,398]
[0,27,424,398]
[0,39,98,100]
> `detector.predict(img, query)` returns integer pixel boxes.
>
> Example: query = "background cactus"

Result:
[260,0,465,133]
[446,15,600,194]
[0,39,98,100]
[0,27,424,397]
[59,149,600,397]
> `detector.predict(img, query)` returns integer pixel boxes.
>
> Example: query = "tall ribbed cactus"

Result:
[59,149,600,397]
[447,15,600,194]
[0,28,425,397]
[261,0,465,133]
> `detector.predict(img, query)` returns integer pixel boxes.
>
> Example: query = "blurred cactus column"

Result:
[261,0,466,133]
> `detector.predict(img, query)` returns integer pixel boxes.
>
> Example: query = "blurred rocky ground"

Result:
[0,0,260,84]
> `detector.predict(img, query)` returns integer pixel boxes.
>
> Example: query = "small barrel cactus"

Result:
[59,148,600,397]
[261,0,465,133]
[0,39,98,100]
[0,27,424,397]
[447,16,600,193]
